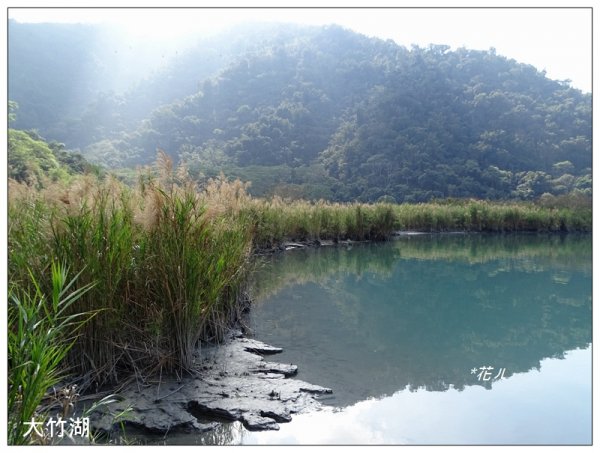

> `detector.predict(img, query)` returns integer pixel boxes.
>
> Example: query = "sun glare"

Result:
[7,7,592,92]
[8,8,230,42]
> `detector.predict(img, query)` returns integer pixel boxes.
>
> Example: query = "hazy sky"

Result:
[7,7,593,92]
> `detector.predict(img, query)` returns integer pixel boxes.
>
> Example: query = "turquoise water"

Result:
[242,234,592,445]
[146,234,591,445]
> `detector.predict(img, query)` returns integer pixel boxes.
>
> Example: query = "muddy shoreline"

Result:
[89,331,331,439]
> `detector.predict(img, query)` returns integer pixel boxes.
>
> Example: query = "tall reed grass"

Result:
[245,197,589,249]
[9,153,254,386]
[392,198,591,233]
[8,262,94,445]
[246,199,397,248]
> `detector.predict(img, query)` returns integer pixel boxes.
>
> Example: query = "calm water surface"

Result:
[166,234,592,445]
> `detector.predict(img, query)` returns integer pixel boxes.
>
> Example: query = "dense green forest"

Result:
[8,103,98,186]
[9,21,591,202]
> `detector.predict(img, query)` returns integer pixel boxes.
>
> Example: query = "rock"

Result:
[187,401,243,422]
[242,414,280,431]
[300,385,334,395]
[250,362,298,377]
[260,410,292,423]
[90,399,213,435]
[283,242,306,250]
[242,338,283,355]
[86,335,332,437]
[392,230,428,236]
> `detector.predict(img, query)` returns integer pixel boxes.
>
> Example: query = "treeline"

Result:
[9,23,591,203]
[97,30,592,202]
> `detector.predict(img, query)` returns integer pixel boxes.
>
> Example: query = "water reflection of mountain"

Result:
[250,234,591,408]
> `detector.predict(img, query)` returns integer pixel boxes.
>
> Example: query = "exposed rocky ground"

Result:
[89,331,331,438]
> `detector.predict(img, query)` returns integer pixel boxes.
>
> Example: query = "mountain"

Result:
[8,22,591,202]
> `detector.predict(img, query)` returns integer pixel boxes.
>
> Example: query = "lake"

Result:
[156,233,592,445]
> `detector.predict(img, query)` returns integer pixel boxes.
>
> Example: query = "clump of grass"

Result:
[9,153,255,385]
[140,171,252,369]
[246,199,398,248]
[8,181,54,288]
[8,262,94,445]
[49,182,136,382]
[245,195,590,250]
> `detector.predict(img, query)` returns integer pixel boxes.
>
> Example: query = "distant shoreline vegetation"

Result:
[248,192,591,250]
[7,156,591,444]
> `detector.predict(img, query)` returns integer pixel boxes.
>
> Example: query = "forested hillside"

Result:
[8,21,591,202]
[8,102,97,186]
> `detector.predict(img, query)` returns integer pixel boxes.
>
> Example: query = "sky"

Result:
[7,6,593,93]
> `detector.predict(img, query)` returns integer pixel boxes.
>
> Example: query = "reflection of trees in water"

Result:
[251,233,591,302]
[250,242,401,302]
[394,233,591,271]
[250,233,591,408]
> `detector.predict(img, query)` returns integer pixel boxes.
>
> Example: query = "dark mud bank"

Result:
[90,332,331,437]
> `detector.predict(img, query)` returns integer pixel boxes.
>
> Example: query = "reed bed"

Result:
[245,197,590,250]
[392,199,591,233]
[9,154,254,387]
[246,199,397,248]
